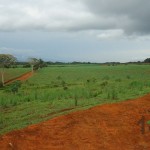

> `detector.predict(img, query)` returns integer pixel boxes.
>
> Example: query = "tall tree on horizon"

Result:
[28,57,39,73]
[0,54,17,86]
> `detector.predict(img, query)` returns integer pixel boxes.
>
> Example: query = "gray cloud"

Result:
[0,0,150,39]
[83,0,150,35]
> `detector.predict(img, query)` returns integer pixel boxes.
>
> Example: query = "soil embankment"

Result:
[0,94,150,149]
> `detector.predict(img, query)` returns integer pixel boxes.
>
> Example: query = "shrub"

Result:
[57,75,62,80]
[74,96,78,106]
[107,88,118,100]
[0,114,5,129]
[126,75,131,79]
[100,81,108,87]
[86,78,96,83]
[87,79,90,83]
[0,82,3,88]
[63,86,68,90]
[129,81,142,89]
[61,80,66,87]
[23,63,31,68]
[115,78,122,82]
[6,80,22,94]
[112,89,118,100]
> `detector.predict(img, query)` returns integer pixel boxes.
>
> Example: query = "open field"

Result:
[0,64,150,135]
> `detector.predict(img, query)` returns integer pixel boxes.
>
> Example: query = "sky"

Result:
[0,0,150,62]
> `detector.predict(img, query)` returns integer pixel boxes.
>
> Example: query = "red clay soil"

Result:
[0,95,150,150]
[4,72,33,85]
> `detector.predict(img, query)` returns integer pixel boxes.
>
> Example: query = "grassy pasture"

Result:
[0,64,150,134]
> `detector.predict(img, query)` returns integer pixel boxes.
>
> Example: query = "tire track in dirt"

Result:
[0,94,150,149]
[4,72,33,85]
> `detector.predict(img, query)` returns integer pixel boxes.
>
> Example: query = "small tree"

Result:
[28,58,47,73]
[28,58,39,73]
[144,58,150,63]
[38,59,47,68]
[0,54,17,86]
[10,80,22,94]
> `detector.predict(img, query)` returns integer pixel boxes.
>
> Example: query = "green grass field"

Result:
[0,64,150,135]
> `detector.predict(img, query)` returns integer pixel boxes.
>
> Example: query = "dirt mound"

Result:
[0,94,150,150]
[4,72,33,85]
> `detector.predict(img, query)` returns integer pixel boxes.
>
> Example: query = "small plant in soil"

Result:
[126,75,131,79]
[74,96,78,106]
[147,120,150,125]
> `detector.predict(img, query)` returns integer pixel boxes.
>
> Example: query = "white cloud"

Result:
[0,0,95,31]
[97,29,124,40]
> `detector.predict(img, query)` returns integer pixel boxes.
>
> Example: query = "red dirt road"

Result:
[4,72,33,85]
[0,95,150,150]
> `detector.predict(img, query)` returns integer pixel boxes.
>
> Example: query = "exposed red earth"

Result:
[0,94,150,150]
[4,72,33,85]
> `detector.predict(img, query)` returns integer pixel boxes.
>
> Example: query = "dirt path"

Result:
[0,94,150,150]
[4,72,33,85]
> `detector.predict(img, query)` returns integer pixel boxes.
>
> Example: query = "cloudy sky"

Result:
[0,0,150,62]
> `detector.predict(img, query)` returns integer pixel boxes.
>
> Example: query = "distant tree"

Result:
[144,58,150,63]
[23,63,31,68]
[28,58,39,73]
[0,54,17,86]
[37,59,47,68]
[47,61,54,65]
[28,58,47,73]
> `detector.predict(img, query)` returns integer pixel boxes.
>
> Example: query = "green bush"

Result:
[0,82,3,88]
[126,75,131,79]
[5,80,22,94]
[115,78,122,82]
[100,81,108,87]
